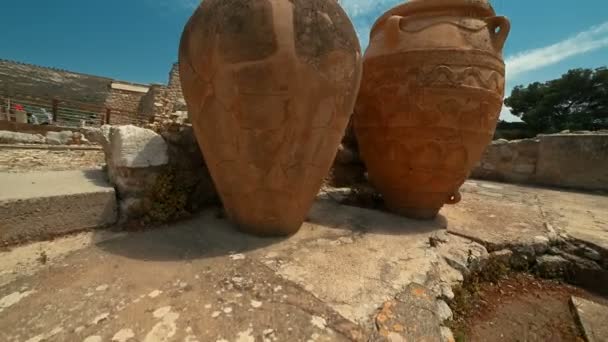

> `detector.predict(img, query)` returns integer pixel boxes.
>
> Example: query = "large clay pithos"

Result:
[354,0,510,219]
[179,0,362,235]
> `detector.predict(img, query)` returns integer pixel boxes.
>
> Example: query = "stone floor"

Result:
[0,146,105,172]
[0,180,607,342]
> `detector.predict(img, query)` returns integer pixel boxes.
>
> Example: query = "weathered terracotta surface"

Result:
[179,0,362,235]
[354,0,510,219]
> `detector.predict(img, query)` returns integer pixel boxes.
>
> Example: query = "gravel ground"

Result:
[0,147,105,172]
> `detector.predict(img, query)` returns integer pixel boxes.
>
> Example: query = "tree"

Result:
[504,67,608,133]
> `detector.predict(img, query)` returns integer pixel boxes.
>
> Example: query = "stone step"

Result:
[571,296,608,342]
[0,170,117,246]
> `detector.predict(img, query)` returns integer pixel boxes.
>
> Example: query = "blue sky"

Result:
[1,0,607,120]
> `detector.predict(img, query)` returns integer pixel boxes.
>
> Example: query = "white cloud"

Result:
[501,21,608,121]
[506,21,608,80]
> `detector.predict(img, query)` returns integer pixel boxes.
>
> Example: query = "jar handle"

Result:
[485,16,511,52]
[384,15,402,48]
[446,191,462,205]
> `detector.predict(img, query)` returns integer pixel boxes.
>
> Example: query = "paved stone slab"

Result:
[443,181,547,249]
[0,170,117,245]
[444,180,608,256]
[537,188,608,253]
[571,296,608,342]
[0,200,487,341]
[2,179,607,341]
[372,283,443,341]
[249,199,485,326]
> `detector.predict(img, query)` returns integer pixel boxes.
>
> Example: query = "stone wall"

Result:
[147,63,187,123]
[0,59,111,105]
[535,134,608,191]
[0,59,185,126]
[105,84,151,125]
[94,124,217,224]
[471,138,540,184]
[327,119,366,187]
[472,132,608,191]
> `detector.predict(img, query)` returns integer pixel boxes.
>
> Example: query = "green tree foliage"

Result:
[505,67,608,133]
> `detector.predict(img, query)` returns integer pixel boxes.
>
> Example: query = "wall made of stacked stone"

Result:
[105,87,150,125]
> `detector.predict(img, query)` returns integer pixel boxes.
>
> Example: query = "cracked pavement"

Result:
[1,180,607,342]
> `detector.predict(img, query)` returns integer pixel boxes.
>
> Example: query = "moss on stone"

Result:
[143,167,190,224]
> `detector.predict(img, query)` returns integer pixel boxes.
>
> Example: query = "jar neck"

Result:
[370,2,495,38]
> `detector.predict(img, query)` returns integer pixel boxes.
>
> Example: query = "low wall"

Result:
[0,121,73,134]
[471,138,540,184]
[472,133,608,191]
[535,134,608,191]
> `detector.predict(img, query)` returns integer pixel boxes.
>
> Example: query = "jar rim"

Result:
[369,0,496,39]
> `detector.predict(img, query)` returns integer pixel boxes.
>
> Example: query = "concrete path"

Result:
[0,170,117,246]
[0,180,606,342]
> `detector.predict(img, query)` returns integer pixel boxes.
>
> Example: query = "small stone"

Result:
[311,315,327,330]
[510,252,532,270]
[74,326,85,333]
[25,334,44,342]
[273,285,283,292]
[211,311,221,318]
[84,336,102,342]
[536,255,569,278]
[96,284,109,292]
[440,283,454,301]
[153,306,172,318]
[490,249,513,266]
[436,300,453,321]
[112,328,135,342]
[440,326,455,342]
[148,290,162,298]
[236,328,255,342]
[92,312,110,325]
[229,253,246,260]
[532,236,550,255]
[251,300,262,308]
[204,304,212,309]
[581,246,602,261]
[223,307,232,314]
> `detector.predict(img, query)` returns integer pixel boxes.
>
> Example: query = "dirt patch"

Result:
[450,273,608,342]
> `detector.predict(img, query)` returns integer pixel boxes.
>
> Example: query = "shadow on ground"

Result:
[96,199,447,262]
[308,199,447,235]
[95,208,285,261]
[81,168,111,187]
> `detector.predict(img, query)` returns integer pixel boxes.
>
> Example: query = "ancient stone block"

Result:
[109,125,168,168]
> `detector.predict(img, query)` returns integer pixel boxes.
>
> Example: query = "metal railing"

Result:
[0,93,150,127]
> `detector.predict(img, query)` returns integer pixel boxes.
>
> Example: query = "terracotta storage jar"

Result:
[354,0,510,219]
[179,0,362,235]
